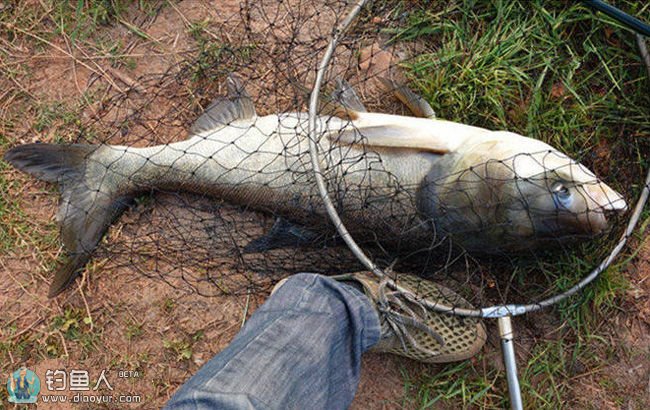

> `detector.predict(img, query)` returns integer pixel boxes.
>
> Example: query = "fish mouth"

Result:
[530,209,612,241]
[532,212,602,238]
[581,182,627,234]
[582,209,616,235]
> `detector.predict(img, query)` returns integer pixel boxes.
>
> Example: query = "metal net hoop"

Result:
[306,0,650,318]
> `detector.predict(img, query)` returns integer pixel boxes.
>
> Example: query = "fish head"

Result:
[501,149,627,241]
[425,139,627,252]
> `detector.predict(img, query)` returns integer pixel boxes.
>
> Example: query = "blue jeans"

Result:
[165,273,382,410]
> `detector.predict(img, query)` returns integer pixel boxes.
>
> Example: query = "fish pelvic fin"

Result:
[242,217,320,253]
[286,76,366,120]
[4,143,133,297]
[191,74,257,134]
[379,77,436,119]
[318,79,367,120]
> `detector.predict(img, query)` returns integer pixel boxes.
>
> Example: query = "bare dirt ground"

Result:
[0,1,648,409]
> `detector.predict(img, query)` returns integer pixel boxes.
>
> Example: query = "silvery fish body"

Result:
[83,112,433,238]
[4,77,626,297]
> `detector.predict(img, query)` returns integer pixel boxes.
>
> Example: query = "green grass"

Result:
[0,1,136,44]
[389,0,649,408]
[50,0,155,41]
[34,101,83,132]
[162,337,194,362]
[47,308,100,359]
[186,22,258,86]
[403,361,505,409]
[397,1,648,160]
[126,321,144,340]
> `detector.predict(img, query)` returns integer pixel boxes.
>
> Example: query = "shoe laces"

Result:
[376,276,446,357]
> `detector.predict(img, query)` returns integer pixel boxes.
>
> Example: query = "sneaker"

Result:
[272,272,486,363]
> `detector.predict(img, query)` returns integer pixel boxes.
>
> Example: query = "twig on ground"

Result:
[105,66,146,94]
[78,271,94,332]
[0,258,49,310]
[241,288,251,328]
[72,42,128,94]
[69,37,146,94]
[10,317,45,341]
[63,34,86,98]
[168,1,229,43]
[57,330,70,358]
[29,49,198,61]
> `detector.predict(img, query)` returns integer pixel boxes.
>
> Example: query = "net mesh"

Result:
[10,0,648,311]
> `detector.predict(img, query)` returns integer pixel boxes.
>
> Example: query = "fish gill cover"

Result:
[5,0,647,310]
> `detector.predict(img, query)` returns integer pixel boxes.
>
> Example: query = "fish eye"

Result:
[552,182,569,197]
[551,182,572,207]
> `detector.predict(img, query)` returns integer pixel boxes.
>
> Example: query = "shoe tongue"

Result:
[332,271,386,299]
[340,280,365,294]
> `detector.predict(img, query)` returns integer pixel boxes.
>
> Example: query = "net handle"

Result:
[307,3,650,318]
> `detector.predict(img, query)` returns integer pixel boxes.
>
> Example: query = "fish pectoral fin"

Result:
[243,218,320,253]
[330,117,456,154]
[190,73,257,134]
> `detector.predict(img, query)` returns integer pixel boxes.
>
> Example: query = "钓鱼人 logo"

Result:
[7,367,40,404]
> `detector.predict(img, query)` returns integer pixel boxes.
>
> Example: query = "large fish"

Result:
[4,76,626,297]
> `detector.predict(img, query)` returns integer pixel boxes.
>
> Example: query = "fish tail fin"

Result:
[4,143,133,297]
[47,254,88,298]
[4,143,95,183]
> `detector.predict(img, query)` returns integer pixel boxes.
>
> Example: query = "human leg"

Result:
[165,273,381,410]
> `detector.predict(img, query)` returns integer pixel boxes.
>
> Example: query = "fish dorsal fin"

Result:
[191,74,257,134]
[329,113,490,154]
